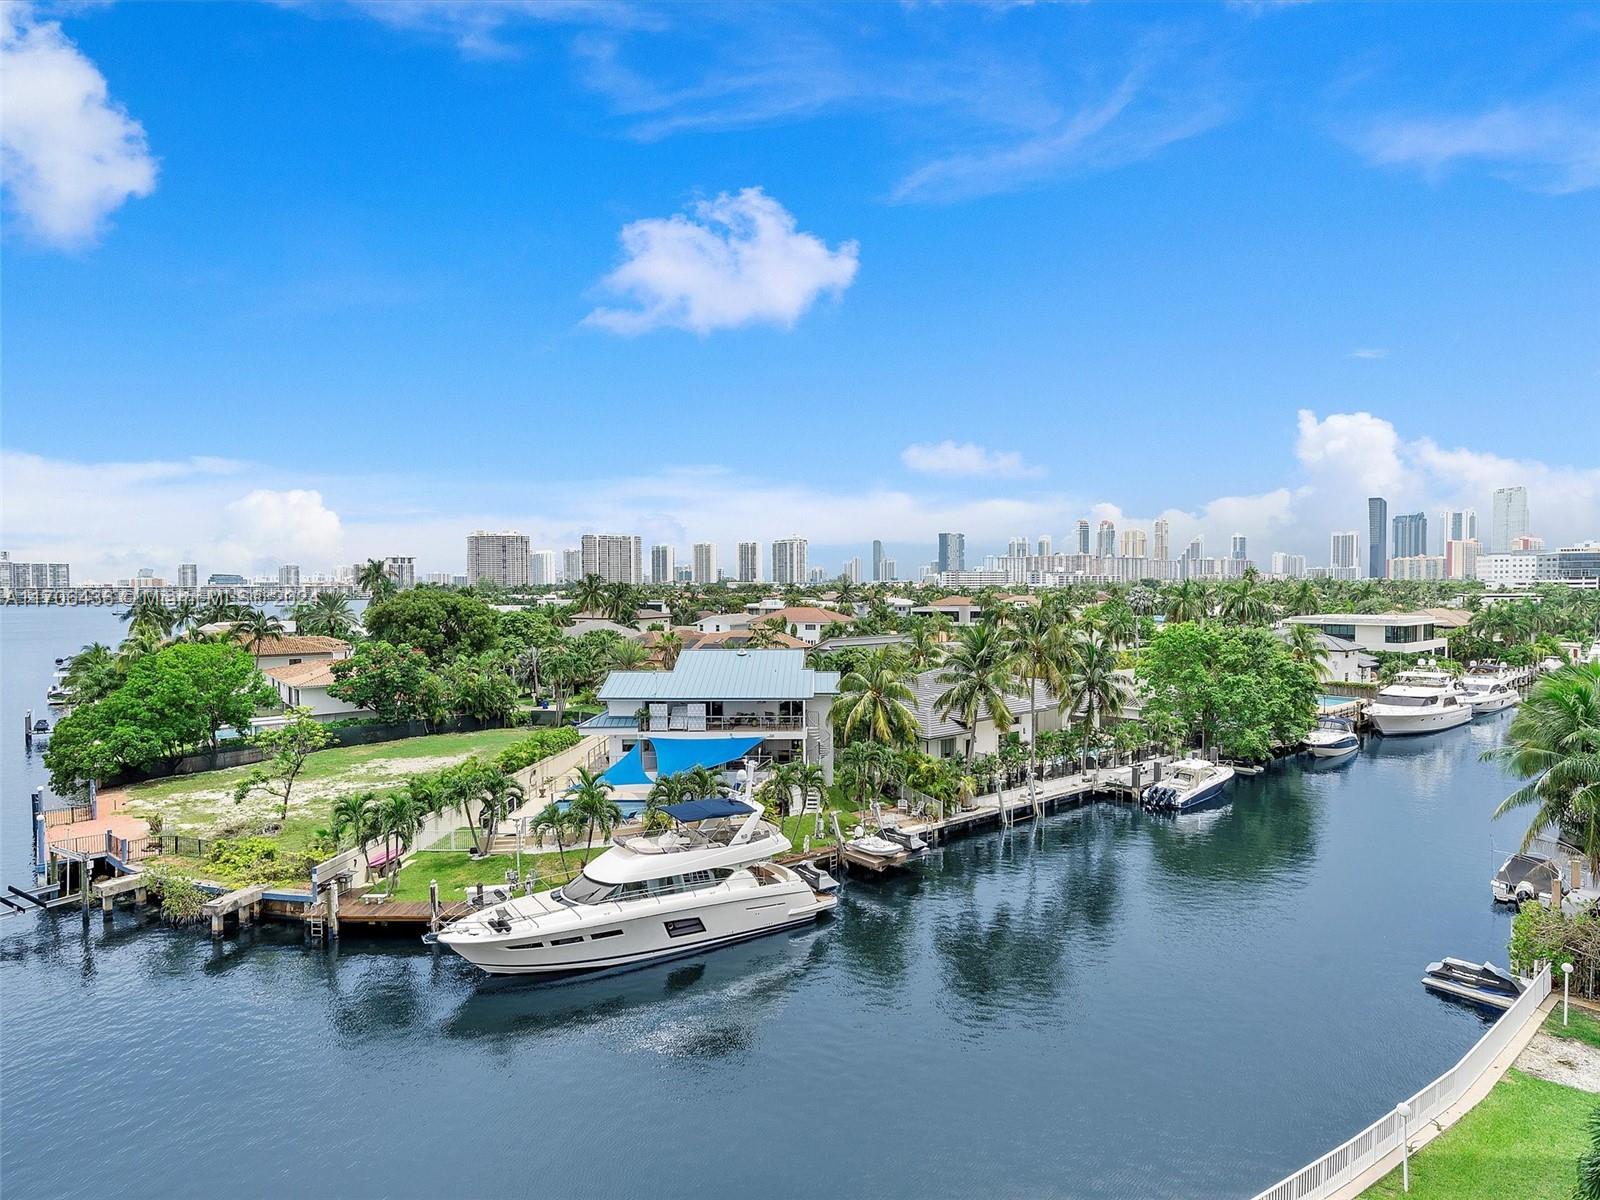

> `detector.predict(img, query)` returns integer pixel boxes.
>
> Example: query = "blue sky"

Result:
[3,0,1597,580]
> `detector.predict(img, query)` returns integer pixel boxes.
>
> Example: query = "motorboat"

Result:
[880,827,928,853]
[1367,670,1472,736]
[847,834,905,858]
[1458,662,1522,715]
[1422,957,1526,1011]
[1140,758,1236,813]
[436,795,835,977]
[1303,717,1359,758]
[791,861,839,893]
[1492,852,1562,906]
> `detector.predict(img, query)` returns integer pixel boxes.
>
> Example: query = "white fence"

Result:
[1250,962,1552,1200]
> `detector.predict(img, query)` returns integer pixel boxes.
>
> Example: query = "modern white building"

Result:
[177,563,198,588]
[1280,613,1448,657]
[737,541,761,583]
[530,550,557,587]
[1231,533,1248,561]
[1444,538,1480,580]
[1329,531,1359,580]
[908,667,1062,759]
[1096,520,1116,559]
[1269,552,1306,578]
[561,548,581,583]
[1152,518,1170,561]
[264,660,373,720]
[1387,554,1447,581]
[382,556,415,589]
[278,564,301,587]
[1439,509,1478,544]
[579,649,841,782]
[843,556,861,584]
[1491,486,1529,553]
[581,533,643,584]
[1120,529,1148,558]
[1,554,73,589]
[1475,552,1541,586]
[771,537,807,585]
[466,530,531,588]
[692,542,718,585]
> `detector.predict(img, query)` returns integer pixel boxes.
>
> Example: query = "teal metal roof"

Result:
[598,649,839,702]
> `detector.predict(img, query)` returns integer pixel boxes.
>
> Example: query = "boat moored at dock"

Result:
[1303,717,1359,758]
[1421,957,1526,1010]
[1367,669,1472,736]
[1458,662,1522,715]
[1140,758,1236,813]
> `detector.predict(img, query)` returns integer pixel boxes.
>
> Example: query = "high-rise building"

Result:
[278,564,301,587]
[1491,486,1529,553]
[1509,535,1544,552]
[1445,538,1480,580]
[737,541,760,583]
[1076,520,1091,555]
[1231,534,1248,562]
[691,542,718,585]
[1007,536,1030,559]
[1269,552,1306,578]
[580,533,643,584]
[1389,555,1447,581]
[771,537,808,586]
[177,563,198,588]
[1439,509,1478,544]
[383,556,415,589]
[1152,519,1170,561]
[1182,536,1204,563]
[561,548,581,582]
[1119,529,1147,558]
[1,554,72,589]
[675,564,693,584]
[871,539,885,582]
[880,557,897,581]
[807,567,827,585]
[530,550,557,587]
[1037,535,1052,557]
[1330,531,1359,579]
[1391,512,1428,560]
[466,530,531,587]
[937,532,966,574]
[650,544,675,585]
[1367,497,1388,578]
[425,572,453,586]
[844,556,861,584]
[1095,520,1116,559]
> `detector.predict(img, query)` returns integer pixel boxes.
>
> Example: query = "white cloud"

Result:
[1294,408,1405,498]
[1353,101,1600,194]
[1349,347,1387,360]
[584,187,859,335]
[0,2,157,248]
[900,440,1043,479]
[219,489,344,566]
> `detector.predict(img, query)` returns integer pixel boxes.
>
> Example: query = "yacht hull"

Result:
[1469,692,1519,715]
[1370,706,1472,736]
[440,883,836,977]
[1170,778,1231,813]
[1305,734,1359,758]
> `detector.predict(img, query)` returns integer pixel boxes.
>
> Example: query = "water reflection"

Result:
[1144,768,1320,888]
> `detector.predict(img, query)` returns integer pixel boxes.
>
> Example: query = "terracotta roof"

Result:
[923,596,978,607]
[758,606,853,626]
[242,635,351,657]
[264,661,338,687]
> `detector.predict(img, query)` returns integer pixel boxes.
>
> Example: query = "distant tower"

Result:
[937,532,966,574]
[1076,519,1091,555]
[1230,534,1247,562]
[1152,519,1170,561]
[1367,497,1388,578]
[1491,487,1529,553]
[871,539,885,582]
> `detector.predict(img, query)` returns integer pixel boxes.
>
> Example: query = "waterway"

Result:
[1,607,1523,1199]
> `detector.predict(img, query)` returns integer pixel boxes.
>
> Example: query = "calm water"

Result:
[1,608,1521,1199]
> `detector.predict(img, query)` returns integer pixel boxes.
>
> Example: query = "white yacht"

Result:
[1457,664,1521,715]
[1140,758,1236,813]
[437,796,836,977]
[1304,716,1359,758]
[1368,669,1472,736]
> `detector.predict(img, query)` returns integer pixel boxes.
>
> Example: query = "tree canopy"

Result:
[362,588,502,660]
[328,641,448,725]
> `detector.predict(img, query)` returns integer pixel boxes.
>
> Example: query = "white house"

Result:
[694,611,753,634]
[1272,628,1378,684]
[911,596,982,625]
[907,668,1062,759]
[748,606,853,645]
[579,649,840,784]
[1278,613,1449,658]
[263,661,374,720]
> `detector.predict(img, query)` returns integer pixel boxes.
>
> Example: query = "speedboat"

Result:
[1422,957,1525,1011]
[1491,852,1561,906]
[1458,663,1521,715]
[1140,758,1236,813]
[1367,670,1472,736]
[1303,717,1359,758]
[847,834,905,858]
[436,795,836,977]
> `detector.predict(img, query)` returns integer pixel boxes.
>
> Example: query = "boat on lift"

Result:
[1422,957,1526,1010]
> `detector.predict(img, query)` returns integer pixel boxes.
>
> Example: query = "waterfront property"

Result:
[907,666,1062,759]
[580,649,841,781]
[239,633,353,671]
[262,660,374,720]
[1280,613,1450,660]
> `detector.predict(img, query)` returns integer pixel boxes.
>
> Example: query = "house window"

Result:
[289,657,303,665]
[1318,624,1357,640]
[939,737,956,758]
[1385,624,1433,644]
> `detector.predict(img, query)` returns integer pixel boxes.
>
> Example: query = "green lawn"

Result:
[1362,1069,1595,1199]
[124,728,532,852]
[1544,1005,1600,1052]
[387,846,605,903]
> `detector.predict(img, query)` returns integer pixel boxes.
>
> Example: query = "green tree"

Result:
[1281,622,1331,680]
[830,647,919,746]
[531,802,579,877]
[440,653,518,724]
[233,707,334,822]
[61,642,120,704]
[1164,580,1211,624]
[295,592,356,639]
[571,574,608,615]
[230,607,285,655]
[935,623,1015,758]
[1006,605,1071,805]
[1062,631,1131,775]
[356,558,396,600]
[374,790,425,891]
[567,766,622,857]
[1219,575,1273,626]
[362,589,502,661]
[331,790,378,860]
[327,641,447,725]
[1486,662,1600,871]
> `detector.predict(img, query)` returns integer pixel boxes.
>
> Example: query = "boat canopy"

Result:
[599,742,652,787]
[651,735,764,778]
[662,797,756,823]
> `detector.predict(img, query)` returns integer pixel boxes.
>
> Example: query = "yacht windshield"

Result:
[1379,694,1434,707]
[559,873,618,905]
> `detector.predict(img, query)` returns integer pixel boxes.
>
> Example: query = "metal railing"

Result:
[1249,962,1552,1200]
[641,712,804,732]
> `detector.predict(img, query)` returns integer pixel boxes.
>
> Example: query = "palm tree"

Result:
[838,740,894,816]
[374,791,424,891]
[1165,580,1210,624]
[1283,578,1320,617]
[1219,576,1272,626]
[1095,598,1137,649]
[746,617,788,649]
[356,558,395,600]
[531,802,579,877]
[903,617,947,669]
[122,593,177,638]
[298,592,355,639]
[197,594,243,626]
[794,762,828,824]
[760,763,801,826]
[830,647,919,746]
[571,574,608,615]
[1282,622,1331,680]
[607,638,650,670]
[471,770,526,856]
[1487,662,1600,871]
[601,582,638,624]
[231,607,284,655]
[935,623,1015,758]
[116,624,165,667]
[567,766,622,859]
[644,772,689,832]
[331,790,378,863]
[1062,631,1132,778]
[1006,605,1070,810]
[657,630,684,670]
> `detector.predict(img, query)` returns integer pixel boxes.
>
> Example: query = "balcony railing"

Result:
[639,712,805,732]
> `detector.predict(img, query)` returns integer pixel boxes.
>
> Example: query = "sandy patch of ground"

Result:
[1515,1028,1600,1093]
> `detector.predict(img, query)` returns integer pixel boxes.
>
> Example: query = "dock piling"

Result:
[428,880,439,933]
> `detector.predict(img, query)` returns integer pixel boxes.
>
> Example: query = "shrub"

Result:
[1509,899,1600,996]
[494,726,581,774]
[142,864,206,925]
[205,836,315,885]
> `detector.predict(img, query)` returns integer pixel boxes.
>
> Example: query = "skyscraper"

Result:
[1231,534,1248,562]
[881,557,897,581]
[1392,512,1428,559]
[1491,486,1529,553]
[561,548,581,582]
[178,563,198,588]
[937,532,965,574]
[1036,535,1052,557]
[737,541,760,583]
[871,539,885,582]
[1367,497,1388,578]
[278,564,301,587]
[844,556,861,584]
[771,537,807,585]
[529,550,557,586]
[650,544,675,585]
[580,533,643,584]
[1330,531,1359,578]
[1076,519,1091,555]
[1119,529,1147,558]
[691,542,718,584]
[1152,518,1170,561]
[466,530,531,587]
[1007,536,1030,558]
[1096,520,1116,559]
[1439,509,1478,544]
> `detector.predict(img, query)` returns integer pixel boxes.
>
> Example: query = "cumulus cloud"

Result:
[901,440,1043,480]
[0,2,158,248]
[585,188,858,335]
[219,489,344,566]
[1294,408,1405,498]
[1353,101,1600,194]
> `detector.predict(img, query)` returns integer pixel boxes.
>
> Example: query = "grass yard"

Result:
[1544,1005,1600,1052]
[123,728,532,852]
[387,846,606,903]
[1362,1069,1596,1199]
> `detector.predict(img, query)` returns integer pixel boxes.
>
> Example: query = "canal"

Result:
[1,608,1522,1199]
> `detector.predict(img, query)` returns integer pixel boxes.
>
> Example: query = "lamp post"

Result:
[1395,1101,1412,1193]
[1564,961,1575,1026]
